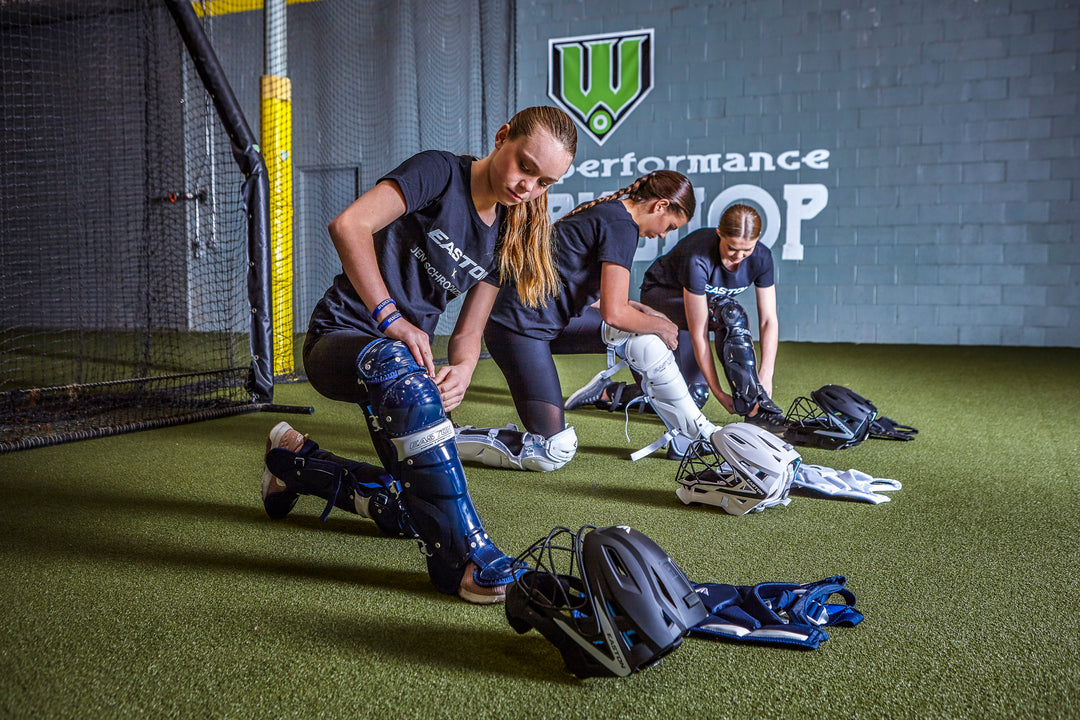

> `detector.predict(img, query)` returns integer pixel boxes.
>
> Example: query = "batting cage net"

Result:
[0,0,513,452]
[0,0,269,453]
[269,0,516,359]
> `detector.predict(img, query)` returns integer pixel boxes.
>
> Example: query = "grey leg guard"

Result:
[263,440,416,538]
[602,323,717,459]
[709,296,783,417]
[455,424,578,472]
[356,339,523,597]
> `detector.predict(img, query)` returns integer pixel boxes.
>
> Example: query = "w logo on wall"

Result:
[548,29,654,146]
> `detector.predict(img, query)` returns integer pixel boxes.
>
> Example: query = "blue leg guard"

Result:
[356,338,523,596]
[709,297,783,418]
[264,440,416,538]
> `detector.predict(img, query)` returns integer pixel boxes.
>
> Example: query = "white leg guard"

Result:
[603,323,717,459]
[454,424,578,472]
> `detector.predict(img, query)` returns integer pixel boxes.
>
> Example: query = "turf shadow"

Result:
[324,615,581,684]
[0,478,389,539]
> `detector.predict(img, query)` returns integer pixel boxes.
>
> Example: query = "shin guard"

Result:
[602,323,717,459]
[356,339,521,595]
[709,297,783,417]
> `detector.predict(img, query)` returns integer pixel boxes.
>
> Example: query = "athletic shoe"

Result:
[457,561,512,604]
[564,370,612,411]
[666,432,698,461]
[261,421,308,519]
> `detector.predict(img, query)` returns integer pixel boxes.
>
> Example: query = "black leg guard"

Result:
[264,441,416,538]
[709,296,783,417]
[356,338,522,596]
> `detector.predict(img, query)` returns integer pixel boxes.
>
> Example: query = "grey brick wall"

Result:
[517,0,1079,347]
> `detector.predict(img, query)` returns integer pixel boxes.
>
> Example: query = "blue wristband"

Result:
[371,298,396,319]
[377,311,402,333]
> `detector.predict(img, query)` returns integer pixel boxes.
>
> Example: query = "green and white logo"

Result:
[548,29,654,146]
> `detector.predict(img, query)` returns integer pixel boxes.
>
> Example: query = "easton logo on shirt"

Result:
[425,229,488,281]
[706,284,750,298]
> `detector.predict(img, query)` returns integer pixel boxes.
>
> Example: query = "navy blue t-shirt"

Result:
[488,200,639,341]
[307,150,503,339]
[640,227,774,329]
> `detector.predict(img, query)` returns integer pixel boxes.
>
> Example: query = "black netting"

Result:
[0,0,515,452]
[0,1,259,452]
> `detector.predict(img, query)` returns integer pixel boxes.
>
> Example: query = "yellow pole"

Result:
[260,73,294,376]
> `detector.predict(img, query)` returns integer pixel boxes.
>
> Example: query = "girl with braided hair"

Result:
[453,171,695,471]
[569,203,787,433]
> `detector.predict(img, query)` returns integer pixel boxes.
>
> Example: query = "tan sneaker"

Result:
[457,561,510,604]
[261,421,309,518]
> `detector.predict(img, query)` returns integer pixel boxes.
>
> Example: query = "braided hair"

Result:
[564,170,696,220]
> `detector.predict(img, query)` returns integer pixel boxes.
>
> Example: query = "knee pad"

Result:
[604,324,716,444]
[455,424,578,472]
[356,339,520,594]
[709,297,781,417]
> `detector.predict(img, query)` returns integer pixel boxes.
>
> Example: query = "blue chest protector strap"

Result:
[689,576,863,649]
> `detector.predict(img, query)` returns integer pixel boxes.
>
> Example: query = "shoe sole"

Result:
[458,584,508,604]
[261,421,296,501]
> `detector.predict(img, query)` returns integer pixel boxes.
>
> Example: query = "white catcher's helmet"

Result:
[675,422,801,515]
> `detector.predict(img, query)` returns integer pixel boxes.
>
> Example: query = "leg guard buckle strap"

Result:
[265,448,344,521]
[264,447,416,537]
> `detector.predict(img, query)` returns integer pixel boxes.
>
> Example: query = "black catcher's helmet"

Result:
[505,525,707,678]
[782,384,877,450]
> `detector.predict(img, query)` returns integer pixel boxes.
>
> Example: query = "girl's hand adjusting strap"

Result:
[378,311,402,333]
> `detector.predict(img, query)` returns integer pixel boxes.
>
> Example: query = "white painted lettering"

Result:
[783,184,828,261]
[748,152,775,172]
[777,150,800,170]
[578,159,600,178]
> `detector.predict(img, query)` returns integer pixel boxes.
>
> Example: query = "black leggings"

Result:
[640,288,706,388]
[484,308,607,437]
[303,330,381,404]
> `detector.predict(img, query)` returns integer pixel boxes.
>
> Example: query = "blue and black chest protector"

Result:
[689,575,863,649]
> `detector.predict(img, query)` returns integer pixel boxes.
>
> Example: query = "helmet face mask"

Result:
[675,423,801,515]
[505,525,706,678]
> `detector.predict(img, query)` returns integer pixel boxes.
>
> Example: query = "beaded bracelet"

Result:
[377,311,402,333]
[371,297,396,319]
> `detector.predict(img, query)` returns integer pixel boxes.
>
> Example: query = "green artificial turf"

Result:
[1,343,1078,719]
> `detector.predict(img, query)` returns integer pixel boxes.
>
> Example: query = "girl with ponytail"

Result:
[454,171,696,470]
[305,105,577,410]
[259,107,576,605]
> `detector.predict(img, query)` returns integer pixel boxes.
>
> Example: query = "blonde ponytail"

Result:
[496,106,578,308]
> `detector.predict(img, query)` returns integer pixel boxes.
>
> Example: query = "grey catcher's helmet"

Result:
[505,525,706,678]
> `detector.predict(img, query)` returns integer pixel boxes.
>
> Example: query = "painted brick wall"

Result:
[516,0,1079,347]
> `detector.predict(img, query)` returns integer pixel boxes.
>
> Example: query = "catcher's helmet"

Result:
[676,422,801,515]
[782,384,876,450]
[505,525,706,678]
